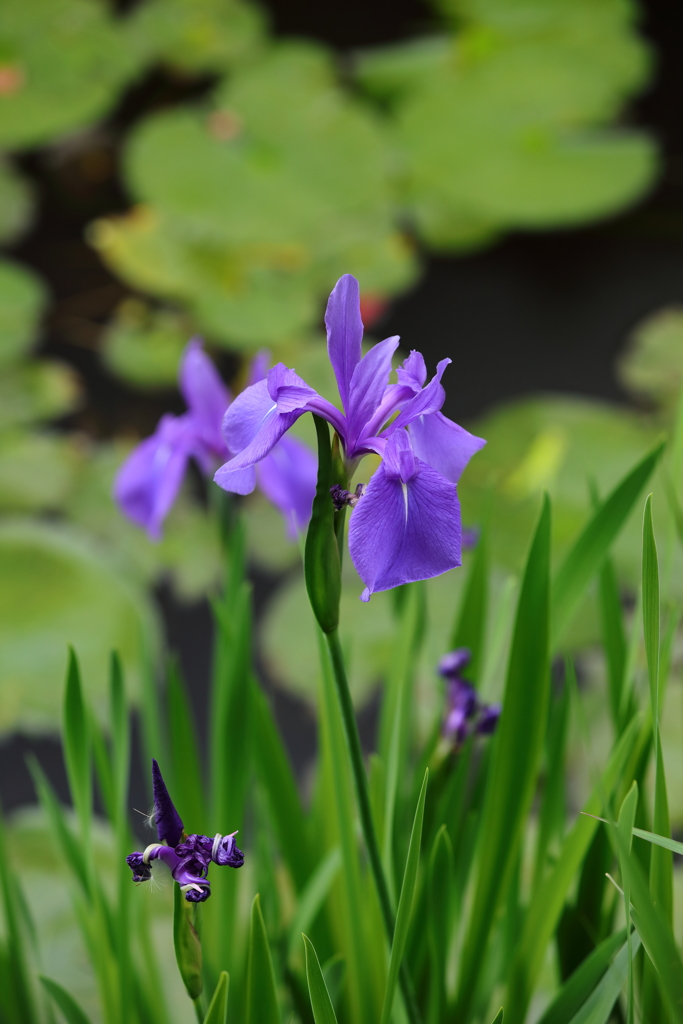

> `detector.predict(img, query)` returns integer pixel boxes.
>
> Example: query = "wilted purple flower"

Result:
[215,275,485,599]
[114,339,317,540]
[126,759,243,903]
[439,648,501,747]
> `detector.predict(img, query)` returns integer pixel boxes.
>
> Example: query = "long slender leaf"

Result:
[567,933,641,1024]
[203,972,229,1024]
[598,555,627,733]
[287,848,342,962]
[506,712,641,1023]
[303,934,339,1024]
[642,494,660,745]
[489,1012,504,1024]
[40,976,93,1024]
[551,443,664,645]
[451,528,489,681]
[63,648,91,839]
[456,495,551,1020]
[0,801,36,1024]
[246,894,281,1024]
[617,783,638,1024]
[379,769,429,1024]
[427,825,454,1024]
[167,657,206,829]
[536,931,626,1024]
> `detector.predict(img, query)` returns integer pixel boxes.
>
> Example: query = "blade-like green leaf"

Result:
[490,1012,504,1024]
[451,527,489,680]
[63,648,91,838]
[567,933,641,1024]
[536,931,626,1024]
[379,768,429,1024]
[642,495,660,739]
[506,712,641,1023]
[632,826,683,856]
[303,934,339,1024]
[287,848,342,962]
[247,894,281,1024]
[552,442,664,645]
[253,684,314,892]
[617,782,638,1024]
[598,555,627,733]
[0,803,35,1023]
[427,825,454,1024]
[173,884,203,1002]
[457,496,551,1020]
[203,971,229,1024]
[168,657,206,829]
[40,976,93,1024]
[27,755,88,894]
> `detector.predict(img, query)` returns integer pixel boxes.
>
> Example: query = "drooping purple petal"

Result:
[216,405,302,478]
[438,648,471,678]
[151,758,184,847]
[113,414,195,540]
[348,429,462,600]
[346,335,400,451]
[325,274,364,414]
[477,704,501,735]
[222,379,276,455]
[179,338,230,454]
[267,363,319,413]
[256,434,317,538]
[408,411,486,485]
[212,832,244,867]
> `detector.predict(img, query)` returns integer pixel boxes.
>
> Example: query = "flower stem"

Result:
[325,628,422,1024]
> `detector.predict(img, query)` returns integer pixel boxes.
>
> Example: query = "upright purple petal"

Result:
[396,350,427,390]
[346,335,400,451]
[389,358,450,432]
[348,429,461,600]
[248,349,270,387]
[408,412,486,485]
[325,274,363,414]
[267,363,319,413]
[113,414,194,540]
[256,434,317,538]
[179,338,230,454]
[151,758,184,847]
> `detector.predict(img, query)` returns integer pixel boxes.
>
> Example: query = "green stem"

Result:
[193,997,205,1024]
[325,629,422,1024]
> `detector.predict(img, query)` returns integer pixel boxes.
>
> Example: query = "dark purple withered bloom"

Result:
[439,648,501,747]
[114,339,317,541]
[126,759,243,903]
[214,275,485,599]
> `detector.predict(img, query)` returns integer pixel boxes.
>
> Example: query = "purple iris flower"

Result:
[114,339,317,541]
[126,759,243,903]
[214,275,486,599]
[439,648,501,747]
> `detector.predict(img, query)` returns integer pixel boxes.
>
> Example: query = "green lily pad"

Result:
[618,306,683,410]
[0,160,34,245]
[0,259,46,366]
[0,519,155,733]
[92,42,417,348]
[0,0,142,149]
[124,0,264,75]
[0,361,80,429]
[101,298,193,389]
[0,430,80,512]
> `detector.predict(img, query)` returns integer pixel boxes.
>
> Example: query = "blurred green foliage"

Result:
[0,0,670,729]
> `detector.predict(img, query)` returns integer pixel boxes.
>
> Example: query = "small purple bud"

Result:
[212,832,244,868]
[151,758,184,848]
[477,703,501,735]
[330,483,365,511]
[438,648,471,679]
[181,885,211,903]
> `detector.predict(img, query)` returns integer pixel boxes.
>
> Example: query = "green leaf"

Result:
[598,554,627,732]
[632,827,683,857]
[490,1012,504,1024]
[173,884,203,1002]
[536,930,626,1024]
[40,976,93,1024]
[0,259,45,365]
[379,768,428,1024]
[288,849,342,962]
[642,494,660,732]
[303,934,339,1024]
[506,712,641,1023]
[427,825,454,1023]
[246,894,281,1024]
[567,933,641,1024]
[63,649,91,839]
[552,442,664,645]
[203,971,229,1024]
[617,782,638,1024]
[456,495,551,1020]
[450,527,489,680]
[167,658,206,829]
[0,804,36,1023]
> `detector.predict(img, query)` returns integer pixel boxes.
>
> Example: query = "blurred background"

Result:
[1,0,682,837]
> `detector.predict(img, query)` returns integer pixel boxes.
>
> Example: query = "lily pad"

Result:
[101,298,193,389]
[0,520,155,733]
[0,160,34,245]
[618,306,683,410]
[0,259,46,366]
[0,430,80,511]
[0,361,80,429]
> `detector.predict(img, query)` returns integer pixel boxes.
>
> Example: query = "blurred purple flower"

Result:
[126,759,243,903]
[114,339,317,540]
[439,648,501,747]
[215,275,485,599]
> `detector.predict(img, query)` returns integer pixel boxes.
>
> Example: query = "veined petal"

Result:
[256,434,317,538]
[346,335,400,451]
[222,379,277,455]
[113,414,193,540]
[396,350,427,390]
[179,338,230,454]
[216,407,302,476]
[348,448,461,601]
[267,363,318,413]
[409,411,486,484]
[214,465,257,496]
[325,274,363,414]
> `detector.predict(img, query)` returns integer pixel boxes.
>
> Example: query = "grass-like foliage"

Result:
[3,434,683,1024]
